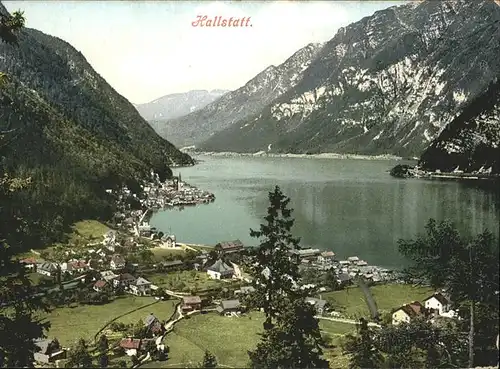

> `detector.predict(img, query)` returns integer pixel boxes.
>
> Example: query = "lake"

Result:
[150,155,499,268]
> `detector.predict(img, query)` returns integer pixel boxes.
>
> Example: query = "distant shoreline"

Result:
[181,150,405,161]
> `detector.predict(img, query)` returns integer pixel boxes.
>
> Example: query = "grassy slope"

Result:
[321,284,434,319]
[40,296,177,346]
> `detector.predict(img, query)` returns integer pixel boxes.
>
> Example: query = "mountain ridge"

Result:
[0,1,192,248]
[198,0,500,157]
[137,89,229,123]
[153,42,323,147]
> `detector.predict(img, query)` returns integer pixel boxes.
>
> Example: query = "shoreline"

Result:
[182,150,404,161]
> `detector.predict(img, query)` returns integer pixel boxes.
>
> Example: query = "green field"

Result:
[141,312,357,368]
[39,295,178,347]
[147,270,224,292]
[151,247,187,262]
[321,283,434,319]
[14,220,110,260]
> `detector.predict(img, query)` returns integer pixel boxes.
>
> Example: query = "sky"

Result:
[4,1,409,104]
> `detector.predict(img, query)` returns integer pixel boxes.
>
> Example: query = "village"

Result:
[17,173,460,368]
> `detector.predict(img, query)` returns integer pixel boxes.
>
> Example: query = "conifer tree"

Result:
[248,186,328,368]
[201,350,218,368]
[249,185,302,329]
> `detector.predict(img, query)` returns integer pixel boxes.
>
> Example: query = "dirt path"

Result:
[316,315,381,328]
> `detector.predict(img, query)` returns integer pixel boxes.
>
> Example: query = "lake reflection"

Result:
[151,155,499,268]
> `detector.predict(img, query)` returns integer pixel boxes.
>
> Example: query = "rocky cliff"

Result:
[419,79,500,174]
[199,0,500,156]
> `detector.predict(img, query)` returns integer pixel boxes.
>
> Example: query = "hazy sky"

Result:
[4,1,408,104]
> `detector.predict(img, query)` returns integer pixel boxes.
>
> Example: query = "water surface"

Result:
[151,155,499,268]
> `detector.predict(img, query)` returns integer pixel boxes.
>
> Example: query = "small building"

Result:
[130,277,152,296]
[215,240,245,255]
[347,256,359,263]
[103,230,117,243]
[37,262,59,277]
[337,273,352,287]
[20,257,39,271]
[392,301,424,325]
[119,338,142,356]
[61,260,89,274]
[34,338,66,364]
[230,262,243,279]
[144,313,163,336]
[113,273,137,289]
[93,280,110,293]
[234,286,256,296]
[356,260,368,266]
[423,292,451,316]
[318,251,335,263]
[216,299,241,316]
[181,295,202,312]
[100,270,119,282]
[290,248,321,260]
[160,260,184,270]
[207,259,234,280]
[305,297,330,316]
[110,254,126,270]
[160,235,176,249]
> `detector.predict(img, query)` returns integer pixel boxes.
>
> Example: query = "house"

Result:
[214,240,245,255]
[423,292,451,315]
[356,260,368,266]
[181,295,202,312]
[305,297,330,316]
[93,280,110,293]
[144,313,163,335]
[103,230,116,244]
[207,259,234,279]
[37,262,59,277]
[160,260,184,271]
[392,301,424,325]
[347,256,359,263]
[101,270,119,282]
[34,338,66,364]
[290,248,321,260]
[337,273,352,287]
[20,257,38,271]
[234,286,256,296]
[61,260,89,274]
[216,299,241,315]
[113,273,137,289]
[130,277,152,296]
[230,262,243,279]
[160,235,176,248]
[110,254,126,270]
[318,251,335,263]
[119,338,142,356]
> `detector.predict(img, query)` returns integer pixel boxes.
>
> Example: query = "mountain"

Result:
[0,2,192,247]
[419,79,500,174]
[199,0,500,156]
[154,43,323,147]
[136,89,229,123]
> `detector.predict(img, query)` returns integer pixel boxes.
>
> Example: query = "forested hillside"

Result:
[419,79,500,174]
[0,2,192,250]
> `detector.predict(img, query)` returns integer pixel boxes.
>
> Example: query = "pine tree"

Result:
[398,219,499,367]
[343,318,383,369]
[201,350,217,368]
[248,186,328,369]
[65,338,92,368]
[249,185,302,329]
[249,297,329,369]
